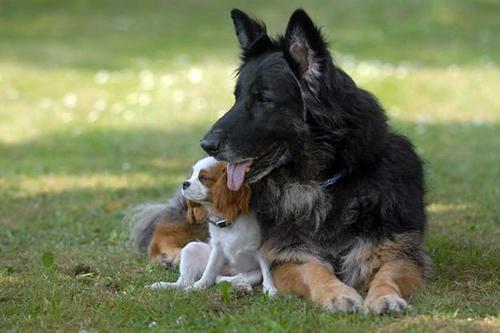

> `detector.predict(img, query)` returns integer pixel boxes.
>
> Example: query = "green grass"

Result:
[0,0,499,331]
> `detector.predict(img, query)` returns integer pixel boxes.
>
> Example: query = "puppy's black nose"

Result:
[200,130,224,155]
[182,181,191,190]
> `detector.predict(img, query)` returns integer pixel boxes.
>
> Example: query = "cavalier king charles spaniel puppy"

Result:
[151,157,276,294]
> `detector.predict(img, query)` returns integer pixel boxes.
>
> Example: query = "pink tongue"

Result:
[227,161,252,191]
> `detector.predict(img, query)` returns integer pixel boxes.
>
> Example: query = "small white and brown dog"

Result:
[151,156,277,294]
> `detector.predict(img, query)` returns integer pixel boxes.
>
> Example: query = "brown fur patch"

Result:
[273,261,363,312]
[186,201,207,224]
[340,232,428,289]
[148,222,208,265]
[260,243,319,264]
[367,259,424,299]
[364,259,424,313]
[212,170,251,222]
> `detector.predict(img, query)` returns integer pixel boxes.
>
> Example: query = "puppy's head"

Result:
[182,156,251,223]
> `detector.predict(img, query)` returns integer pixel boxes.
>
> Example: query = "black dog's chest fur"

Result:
[252,133,427,285]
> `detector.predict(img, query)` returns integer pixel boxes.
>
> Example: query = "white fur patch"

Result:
[182,156,218,202]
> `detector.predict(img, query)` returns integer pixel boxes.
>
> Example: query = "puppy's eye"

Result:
[199,175,209,182]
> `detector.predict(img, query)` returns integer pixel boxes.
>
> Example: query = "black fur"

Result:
[201,9,429,287]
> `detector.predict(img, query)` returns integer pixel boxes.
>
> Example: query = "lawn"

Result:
[0,0,499,332]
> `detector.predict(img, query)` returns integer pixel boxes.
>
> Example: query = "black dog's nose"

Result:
[182,181,190,190]
[200,139,220,155]
[200,130,224,155]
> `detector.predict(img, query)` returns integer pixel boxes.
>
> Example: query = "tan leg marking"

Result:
[273,261,364,313]
[364,259,424,314]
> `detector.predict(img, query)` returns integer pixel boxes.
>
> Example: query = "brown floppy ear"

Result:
[186,200,207,224]
[212,171,251,221]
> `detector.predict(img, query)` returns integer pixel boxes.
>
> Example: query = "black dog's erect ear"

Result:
[284,9,328,83]
[231,9,269,52]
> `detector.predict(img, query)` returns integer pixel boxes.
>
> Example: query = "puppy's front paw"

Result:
[189,280,211,290]
[263,285,278,297]
[215,275,233,284]
[365,294,408,314]
[232,281,253,291]
[150,281,177,290]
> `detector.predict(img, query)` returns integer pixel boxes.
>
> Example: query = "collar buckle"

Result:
[320,170,346,189]
[208,216,230,228]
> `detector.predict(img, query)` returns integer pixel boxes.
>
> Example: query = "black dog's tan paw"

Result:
[365,294,408,314]
[324,292,364,313]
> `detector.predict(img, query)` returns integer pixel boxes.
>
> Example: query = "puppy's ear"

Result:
[186,200,207,224]
[231,9,271,55]
[284,9,329,84]
[212,170,251,222]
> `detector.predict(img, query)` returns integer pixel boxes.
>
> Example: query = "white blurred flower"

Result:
[94,99,107,111]
[95,70,110,85]
[6,88,19,100]
[473,117,484,127]
[121,162,131,171]
[415,124,426,134]
[71,128,82,137]
[61,112,73,123]
[40,98,53,109]
[395,65,408,79]
[191,98,207,111]
[356,62,379,79]
[123,111,135,121]
[173,89,186,103]
[387,106,401,117]
[88,110,100,122]
[416,114,430,125]
[140,69,155,90]
[126,92,139,105]
[447,64,460,78]
[160,74,176,88]
[112,103,124,114]
[63,94,77,108]
[187,67,203,84]
[138,93,152,106]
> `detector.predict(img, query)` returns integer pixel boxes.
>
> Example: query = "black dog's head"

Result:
[201,9,387,191]
[201,9,334,191]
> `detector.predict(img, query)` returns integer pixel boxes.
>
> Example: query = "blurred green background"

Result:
[1,0,499,332]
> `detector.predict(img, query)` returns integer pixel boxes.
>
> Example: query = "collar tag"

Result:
[208,216,230,228]
[320,170,346,189]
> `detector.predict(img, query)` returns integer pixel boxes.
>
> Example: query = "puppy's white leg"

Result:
[178,242,211,287]
[216,269,262,291]
[258,252,278,296]
[151,241,211,289]
[190,243,225,290]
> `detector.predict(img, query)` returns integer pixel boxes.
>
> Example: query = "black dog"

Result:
[201,9,430,314]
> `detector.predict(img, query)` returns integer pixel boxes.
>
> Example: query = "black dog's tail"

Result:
[125,189,187,254]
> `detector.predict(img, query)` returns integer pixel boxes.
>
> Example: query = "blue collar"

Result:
[320,170,346,189]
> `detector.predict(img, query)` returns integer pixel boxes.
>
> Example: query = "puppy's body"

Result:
[152,157,276,294]
[210,212,261,272]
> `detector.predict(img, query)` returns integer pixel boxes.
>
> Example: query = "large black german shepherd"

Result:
[200,9,430,313]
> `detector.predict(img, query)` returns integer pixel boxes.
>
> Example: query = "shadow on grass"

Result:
[1,121,498,281]
[0,125,208,177]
